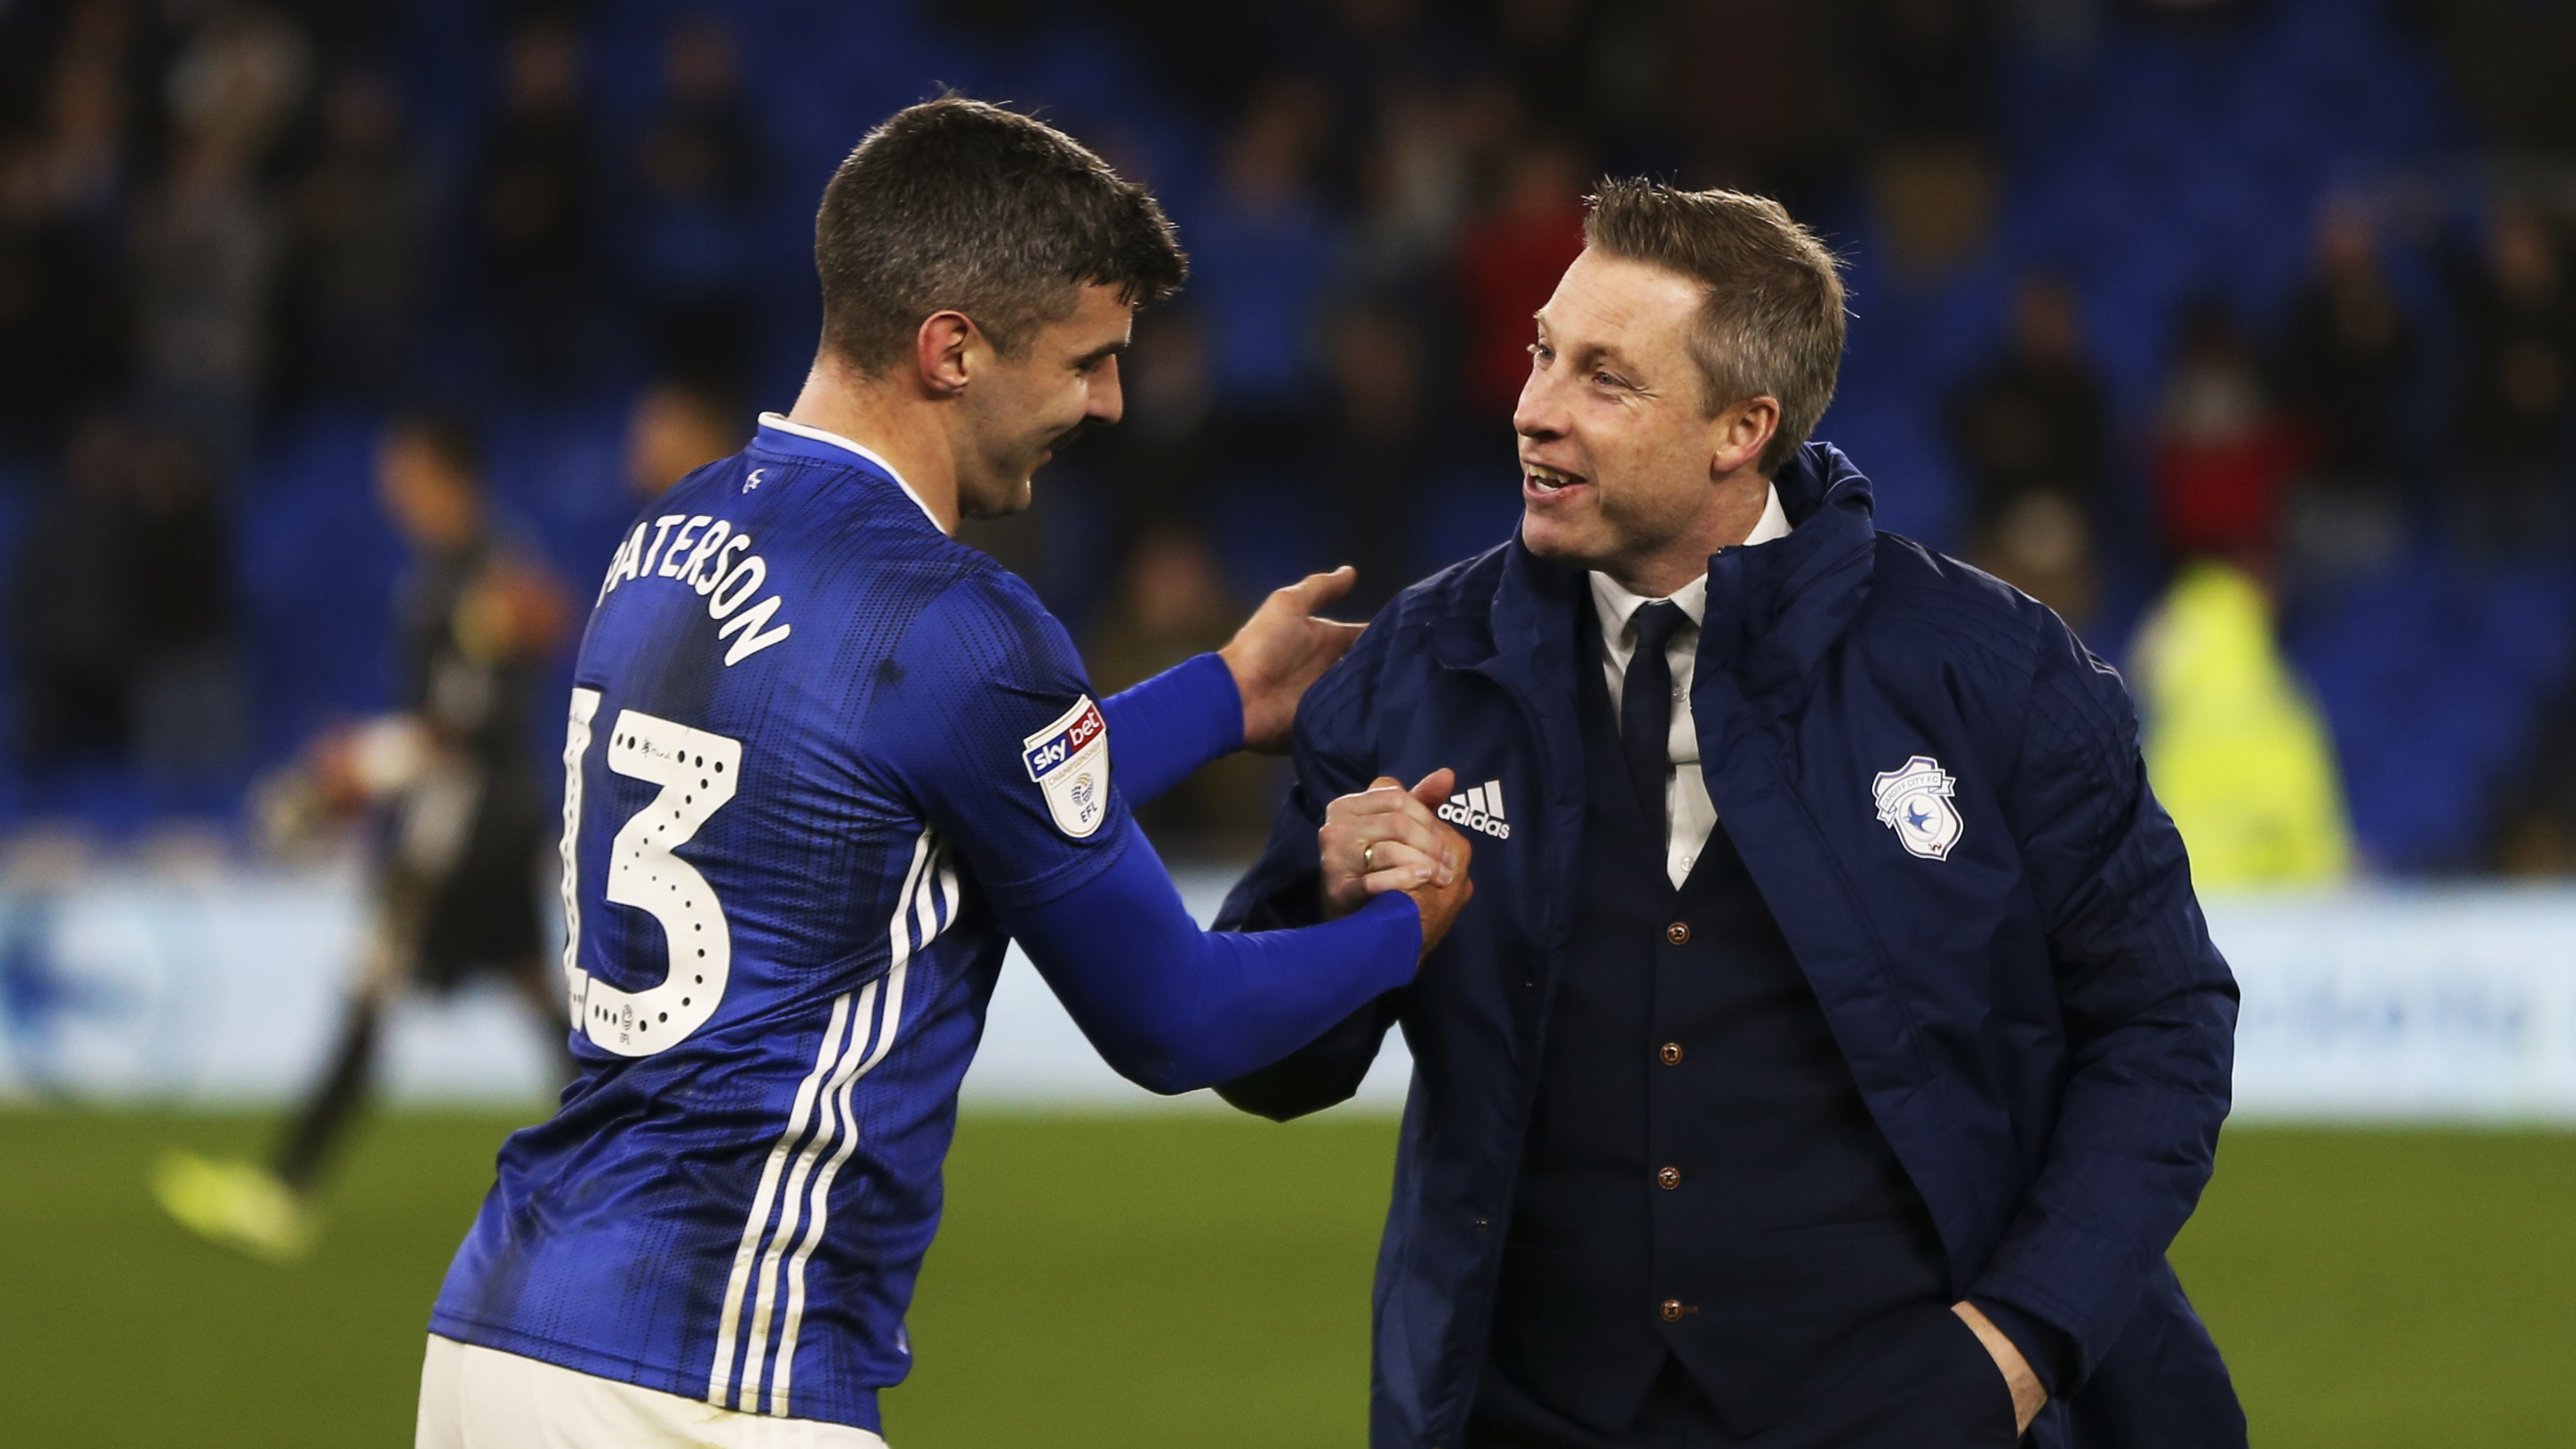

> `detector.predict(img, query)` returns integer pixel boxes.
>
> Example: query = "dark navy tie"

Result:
[1622,601,1689,830]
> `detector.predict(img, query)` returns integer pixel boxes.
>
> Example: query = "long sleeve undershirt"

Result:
[1099,651,1241,805]
[1008,647,1420,1094]
[1006,834,1419,1094]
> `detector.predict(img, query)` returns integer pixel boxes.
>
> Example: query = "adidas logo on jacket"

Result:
[1438,781,1512,839]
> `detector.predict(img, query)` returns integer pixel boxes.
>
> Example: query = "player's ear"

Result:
[915,310,976,397]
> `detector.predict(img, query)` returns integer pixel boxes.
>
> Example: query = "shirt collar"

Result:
[752,412,947,535]
[1587,482,1792,640]
[1591,569,1709,637]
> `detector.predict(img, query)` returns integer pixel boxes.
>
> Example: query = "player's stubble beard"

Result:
[958,416,1090,521]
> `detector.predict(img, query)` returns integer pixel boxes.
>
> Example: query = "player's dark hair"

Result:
[813,96,1187,374]
[1583,180,1847,475]
[387,411,485,486]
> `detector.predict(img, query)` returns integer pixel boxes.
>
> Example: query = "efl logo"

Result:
[1437,779,1512,840]
[1023,698,1110,839]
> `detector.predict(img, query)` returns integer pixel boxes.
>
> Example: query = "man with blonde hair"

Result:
[1218,182,2245,1449]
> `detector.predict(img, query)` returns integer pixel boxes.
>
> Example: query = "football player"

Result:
[415,97,1473,1447]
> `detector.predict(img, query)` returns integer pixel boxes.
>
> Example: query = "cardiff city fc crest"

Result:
[1872,755,1962,861]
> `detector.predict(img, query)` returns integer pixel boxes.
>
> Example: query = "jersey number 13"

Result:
[559,688,742,1055]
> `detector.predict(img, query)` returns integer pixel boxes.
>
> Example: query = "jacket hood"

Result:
[1709,440,1882,699]
[1775,439,1877,530]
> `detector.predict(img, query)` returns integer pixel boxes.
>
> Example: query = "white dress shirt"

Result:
[1590,484,1792,888]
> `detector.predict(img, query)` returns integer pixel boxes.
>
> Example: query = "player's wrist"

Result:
[1319,877,1365,921]
[1345,889,1425,979]
[1215,644,1268,741]
[1193,649,1250,754]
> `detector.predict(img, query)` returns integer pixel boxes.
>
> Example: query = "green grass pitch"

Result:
[1,1108,2570,1446]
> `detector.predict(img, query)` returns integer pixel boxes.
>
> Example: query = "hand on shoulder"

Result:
[1221,566,1368,754]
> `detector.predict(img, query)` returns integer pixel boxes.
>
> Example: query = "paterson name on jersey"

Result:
[592,507,793,667]
[428,416,1129,1436]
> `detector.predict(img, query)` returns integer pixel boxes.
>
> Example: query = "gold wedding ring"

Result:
[1363,843,1377,872]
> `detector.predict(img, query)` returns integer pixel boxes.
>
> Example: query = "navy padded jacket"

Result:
[1216,443,2246,1449]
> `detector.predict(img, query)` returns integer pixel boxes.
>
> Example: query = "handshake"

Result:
[1214,564,1477,958]
[1318,767,1479,961]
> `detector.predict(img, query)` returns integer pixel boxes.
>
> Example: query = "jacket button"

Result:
[1659,1041,1683,1066]
[1660,1298,1686,1322]
[1665,921,1690,945]
[1656,1165,1681,1190]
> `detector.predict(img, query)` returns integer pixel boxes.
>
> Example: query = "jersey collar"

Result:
[751,413,948,535]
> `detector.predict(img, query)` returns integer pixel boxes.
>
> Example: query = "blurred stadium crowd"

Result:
[4,0,2576,877]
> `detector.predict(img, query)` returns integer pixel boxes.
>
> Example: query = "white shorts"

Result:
[417,1335,890,1449]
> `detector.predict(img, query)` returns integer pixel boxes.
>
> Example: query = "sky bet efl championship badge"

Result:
[1873,755,1963,860]
[1024,697,1110,839]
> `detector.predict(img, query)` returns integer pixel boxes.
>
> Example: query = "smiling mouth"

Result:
[1523,462,1589,498]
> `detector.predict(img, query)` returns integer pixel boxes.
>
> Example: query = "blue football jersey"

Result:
[429,416,1134,1434]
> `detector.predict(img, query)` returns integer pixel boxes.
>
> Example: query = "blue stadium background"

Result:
[3,0,2572,875]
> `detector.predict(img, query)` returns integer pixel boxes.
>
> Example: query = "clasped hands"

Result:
[1213,565,1475,955]
[1319,768,1476,960]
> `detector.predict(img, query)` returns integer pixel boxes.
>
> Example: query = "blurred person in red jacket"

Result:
[2154,300,2309,573]
[1453,132,1587,423]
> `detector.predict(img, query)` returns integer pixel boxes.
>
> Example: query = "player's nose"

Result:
[1086,354,1124,425]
